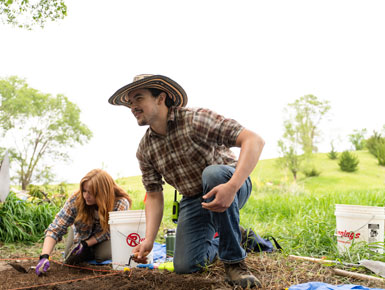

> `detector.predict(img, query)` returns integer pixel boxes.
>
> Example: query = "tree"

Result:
[0,0,67,29]
[277,121,302,180]
[286,95,331,156]
[348,129,367,150]
[366,130,385,166]
[366,130,385,158]
[327,141,338,160]
[338,151,359,172]
[0,76,92,189]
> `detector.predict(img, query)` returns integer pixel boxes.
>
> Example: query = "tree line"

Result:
[277,94,385,179]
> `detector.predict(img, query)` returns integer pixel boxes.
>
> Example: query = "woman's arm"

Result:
[84,236,98,247]
[40,236,57,256]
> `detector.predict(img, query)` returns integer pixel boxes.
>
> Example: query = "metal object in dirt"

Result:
[8,263,28,273]
[64,242,79,263]
[0,151,10,202]
[64,242,88,265]
[126,251,150,266]
[126,254,134,267]
[360,259,385,278]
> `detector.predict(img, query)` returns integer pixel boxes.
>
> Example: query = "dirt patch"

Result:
[1,254,385,290]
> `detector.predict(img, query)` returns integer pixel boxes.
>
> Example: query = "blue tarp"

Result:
[152,242,166,263]
[289,282,385,290]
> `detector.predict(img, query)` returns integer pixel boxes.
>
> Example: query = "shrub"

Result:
[303,167,321,177]
[0,192,61,242]
[338,151,359,172]
[377,145,385,166]
[327,141,338,160]
[27,183,68,207]
[366,131,385,158]
[328,149,338,160]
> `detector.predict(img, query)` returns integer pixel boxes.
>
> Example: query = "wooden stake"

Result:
[333,269,385,283]
[288,255,385,283]
[289,255,359,267]
[289,255,334,264]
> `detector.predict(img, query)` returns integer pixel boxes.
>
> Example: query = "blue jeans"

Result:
[173,165,252,273]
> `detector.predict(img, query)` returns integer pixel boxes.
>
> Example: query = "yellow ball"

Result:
[158,262,174,272]
[123,267,130,272]
[164,262,174,272]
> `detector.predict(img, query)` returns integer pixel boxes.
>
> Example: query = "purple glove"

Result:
[69,240,88,256]
[36,254,50,276]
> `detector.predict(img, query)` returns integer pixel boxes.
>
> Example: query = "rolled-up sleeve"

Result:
[45,194,77,242]
[192,108,244,148]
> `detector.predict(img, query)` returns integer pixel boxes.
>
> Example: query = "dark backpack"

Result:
[242,228,283,253]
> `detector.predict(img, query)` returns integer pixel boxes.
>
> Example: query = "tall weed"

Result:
[0,192,61,242]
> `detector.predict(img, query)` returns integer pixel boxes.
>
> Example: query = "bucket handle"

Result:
[117,230,129,238]
[335,215,377,236]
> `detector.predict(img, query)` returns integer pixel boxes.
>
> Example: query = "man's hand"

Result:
[201,183,237,212]
[35,254,50,276]
[132,241,153,264]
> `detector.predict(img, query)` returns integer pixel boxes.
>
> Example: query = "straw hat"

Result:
[108,74,188,108]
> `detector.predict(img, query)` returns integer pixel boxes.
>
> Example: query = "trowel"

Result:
[8,263,30,273]
[360,259,385,278]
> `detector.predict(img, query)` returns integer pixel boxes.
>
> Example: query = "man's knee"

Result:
[202,165,232,189]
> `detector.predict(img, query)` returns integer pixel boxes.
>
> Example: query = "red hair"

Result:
[75,169,132,232]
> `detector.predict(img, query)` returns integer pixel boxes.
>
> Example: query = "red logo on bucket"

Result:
[337,230,361,240]
[126,233,145,247]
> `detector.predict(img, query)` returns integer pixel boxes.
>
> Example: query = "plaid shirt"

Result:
[45,193,130,243]
[136,107,244,197]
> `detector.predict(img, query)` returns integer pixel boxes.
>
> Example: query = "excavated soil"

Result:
[1,253,385,290]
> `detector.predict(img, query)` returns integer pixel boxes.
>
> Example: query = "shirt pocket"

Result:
[181,144,207,167]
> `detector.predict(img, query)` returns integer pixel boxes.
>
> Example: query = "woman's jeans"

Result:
[173,165,252,273]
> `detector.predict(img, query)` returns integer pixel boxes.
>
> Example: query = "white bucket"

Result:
[335,204,385,253]
[109,210,153,270]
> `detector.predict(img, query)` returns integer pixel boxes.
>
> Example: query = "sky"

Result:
[1,0,385,184]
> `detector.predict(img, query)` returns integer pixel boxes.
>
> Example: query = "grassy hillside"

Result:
[252,150,385,193]
[57,149,385,197]
[117,150,385,204]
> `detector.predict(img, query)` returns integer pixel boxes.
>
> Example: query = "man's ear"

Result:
[158,92,167,105]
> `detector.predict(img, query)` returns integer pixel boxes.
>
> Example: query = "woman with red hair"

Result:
[35,169,132,275]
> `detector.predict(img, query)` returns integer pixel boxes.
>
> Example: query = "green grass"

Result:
[241,186,385,260]
[4,149,385,262]
[245,150,385,262]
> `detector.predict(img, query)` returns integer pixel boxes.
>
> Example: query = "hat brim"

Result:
[108,75,187,108]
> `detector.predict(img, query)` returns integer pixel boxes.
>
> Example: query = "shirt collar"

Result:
[148,107,176,137]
